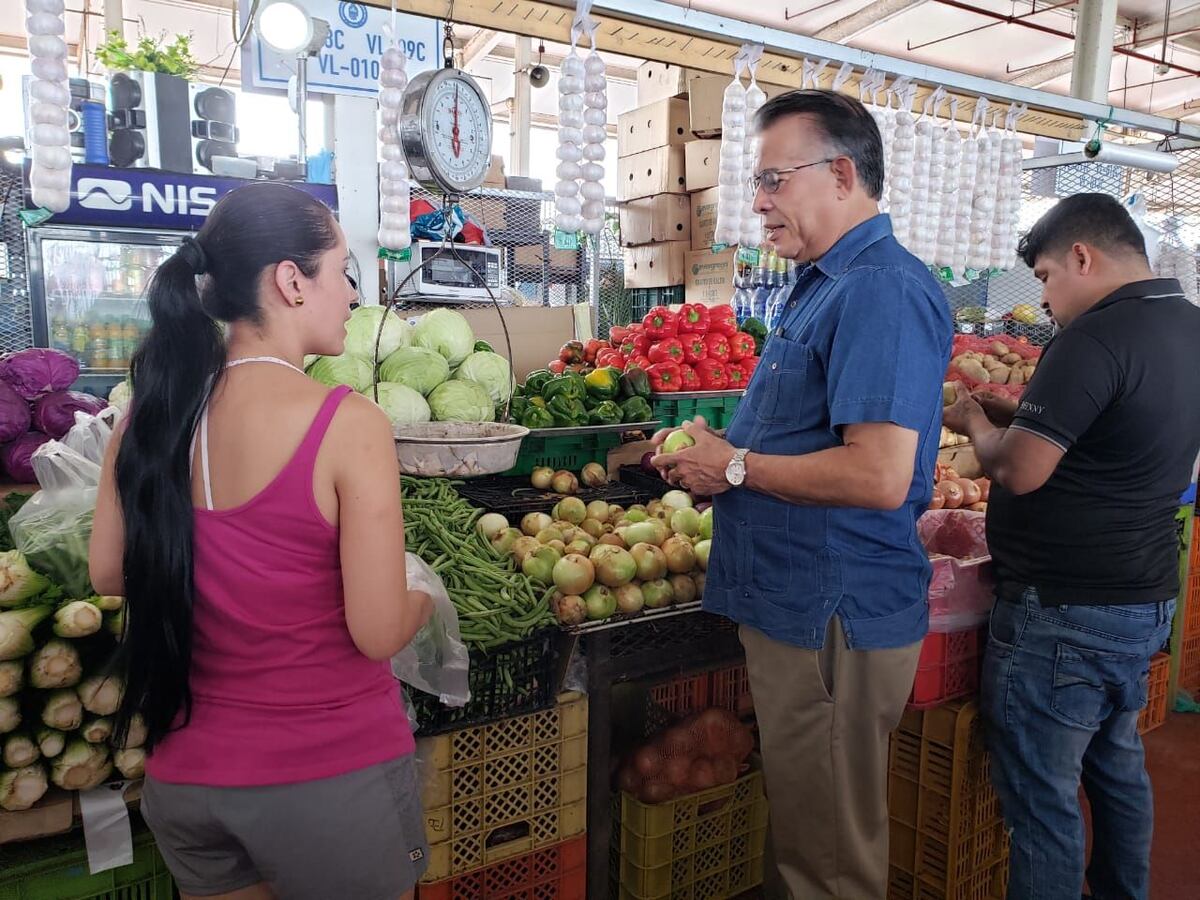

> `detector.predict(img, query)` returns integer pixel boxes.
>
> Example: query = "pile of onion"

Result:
[616,708,754,804]
[929,466,989,512]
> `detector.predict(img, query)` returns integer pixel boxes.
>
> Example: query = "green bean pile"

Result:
[400,477,555,649]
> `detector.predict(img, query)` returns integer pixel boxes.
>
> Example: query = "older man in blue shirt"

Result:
[654,90,951,898]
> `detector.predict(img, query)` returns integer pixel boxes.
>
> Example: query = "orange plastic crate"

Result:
[908,628,985,710]
[648,672,710,719]
[709,664,754,717]
[1138,653,1171,735]
[1183,576,1200,636]
[1178,632,1200,695]
[417,836,586,900]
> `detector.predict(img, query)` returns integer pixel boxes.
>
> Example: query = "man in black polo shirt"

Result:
[943,192,1200,900]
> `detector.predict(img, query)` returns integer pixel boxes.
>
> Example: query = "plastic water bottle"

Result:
[765,255,786,330]
[732,256,753,324]
[750,252,770,321]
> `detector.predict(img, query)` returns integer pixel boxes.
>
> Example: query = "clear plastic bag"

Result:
[391,552,471,708]
[62,407,120,467]
[8,440,103,599]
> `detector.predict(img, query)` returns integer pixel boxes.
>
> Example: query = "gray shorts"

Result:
[142,754,428,899]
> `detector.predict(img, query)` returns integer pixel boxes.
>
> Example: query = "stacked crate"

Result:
[1177,570,1200,695]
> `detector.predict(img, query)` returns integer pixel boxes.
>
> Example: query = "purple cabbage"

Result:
[0,349,81,400]
[0,381,31,443]
[32,390,106,440]
[2,431,51,484]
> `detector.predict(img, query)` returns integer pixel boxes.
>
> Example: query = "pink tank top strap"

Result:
[285,384,354,477]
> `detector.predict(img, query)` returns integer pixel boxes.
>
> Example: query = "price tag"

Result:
[377,247,412,261]
[736,247,760,266]
[19,208,53,227]
[711,242,729,253]
[554,229,580,250]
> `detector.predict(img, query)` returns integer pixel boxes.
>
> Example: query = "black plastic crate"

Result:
[455,475,654,519]
[617,464,671,498]
[409,629,561,735]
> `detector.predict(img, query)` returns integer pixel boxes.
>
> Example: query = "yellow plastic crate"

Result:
[614,770,767,900]
[418,693,588,882]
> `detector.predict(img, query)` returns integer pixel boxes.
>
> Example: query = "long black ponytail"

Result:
[112,182,338,751]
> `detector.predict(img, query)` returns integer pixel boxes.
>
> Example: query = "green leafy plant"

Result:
[94,30,198,78]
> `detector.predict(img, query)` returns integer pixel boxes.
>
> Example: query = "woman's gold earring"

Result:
[295,296,304,306]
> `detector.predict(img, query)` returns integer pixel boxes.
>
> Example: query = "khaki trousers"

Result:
[741,616,922,900]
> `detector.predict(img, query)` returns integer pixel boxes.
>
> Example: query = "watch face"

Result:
[410,69,492,195]
[726,459,745,486]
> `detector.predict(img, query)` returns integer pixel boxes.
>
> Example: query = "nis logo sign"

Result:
[75,177,218,217]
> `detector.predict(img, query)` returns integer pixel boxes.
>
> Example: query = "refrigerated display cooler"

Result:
[26,225,179,393]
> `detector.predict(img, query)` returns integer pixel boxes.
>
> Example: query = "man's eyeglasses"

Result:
[749,159,836,195]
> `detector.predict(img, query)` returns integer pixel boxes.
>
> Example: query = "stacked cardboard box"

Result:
[618,96,691,289]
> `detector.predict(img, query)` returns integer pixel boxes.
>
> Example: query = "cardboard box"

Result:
[689,186,721,251]
[685,139,722,191]
[460,304,576,380]
[618,98,691,157]
[685,248,737,306]
[619,194,691,246]
[636,61,698,105]
[624,243,688,289]
[458,196,510,231]
[511,243,580,271]
[688,75,792,137]
[484,154,506,187]
[618,146,687,201]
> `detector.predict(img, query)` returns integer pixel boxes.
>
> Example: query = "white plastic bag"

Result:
[391,552,471,708]
[62,407,120,467]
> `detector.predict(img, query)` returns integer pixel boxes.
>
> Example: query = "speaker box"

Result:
[189,85,239,174]
[107,71,192,172]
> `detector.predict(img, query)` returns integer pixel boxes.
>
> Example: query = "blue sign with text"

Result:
[240,0,442,98]
[22,163,339,232]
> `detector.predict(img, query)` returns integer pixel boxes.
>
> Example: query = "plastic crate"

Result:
[504,430,623,477]
[908,627,985,710]
[1182,575,1200,635]
[888,701,1008,899]
[1178,631,1200,695]
[454,476,653,519]
[411,630,561,736]
[614,771,767,900]
[649,672,710,720]
[1138,652,1171,735]
[417,835,585,900]
[650,393,743,430]
[617,465,671,498]
[0,827,173,900]
[629,287,685,322]
[709,664,753,717]
[418,693,588,881]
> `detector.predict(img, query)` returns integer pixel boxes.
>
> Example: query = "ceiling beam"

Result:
[488,43,639,81]
[461,27,505,66]
[1011,5,1200,88]
[814,0,927,43]
[1151,100,1200,120]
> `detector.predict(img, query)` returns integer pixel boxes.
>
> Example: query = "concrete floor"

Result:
[1145,713,1200,899]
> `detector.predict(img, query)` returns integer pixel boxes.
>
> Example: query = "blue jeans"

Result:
[981,588,1174,900]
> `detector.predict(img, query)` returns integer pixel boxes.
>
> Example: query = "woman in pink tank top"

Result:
[89,183,433,900]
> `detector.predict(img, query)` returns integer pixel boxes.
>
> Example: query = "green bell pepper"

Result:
[584,366,621,402]
[520,405,555,429]
[543,373,586,405]
[619,367,651,400]
[548,394,589,427]
[523,369,554,396]
[588,401,623,426]
[620,396,653,424]
[508,395,529,421]
[741,317,768,356]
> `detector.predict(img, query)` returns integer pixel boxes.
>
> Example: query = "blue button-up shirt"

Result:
[706,214,952,650]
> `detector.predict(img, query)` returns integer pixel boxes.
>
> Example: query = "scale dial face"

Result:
[399,68,493,197]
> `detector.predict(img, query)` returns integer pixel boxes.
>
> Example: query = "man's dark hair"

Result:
[755,89,885,200]
[1017,192,1148,268]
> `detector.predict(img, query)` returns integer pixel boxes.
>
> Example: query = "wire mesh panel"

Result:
[942,147,1200,347]
[0,161,35,355]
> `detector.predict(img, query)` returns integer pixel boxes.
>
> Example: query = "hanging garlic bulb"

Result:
[555,49,586,233]
[889,94,916,248]
[24,0,71,213]
[578,50,607,235]
[935,118,963,270]
[908,110,934,260]
[995,119,1023,268]
[376,42,410,251]
[953,130,978,275]
[739,79,767,249]
[714,72,747,247]
[967,129,995,272]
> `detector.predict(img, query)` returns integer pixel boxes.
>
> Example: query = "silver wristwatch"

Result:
[725,448,749,487]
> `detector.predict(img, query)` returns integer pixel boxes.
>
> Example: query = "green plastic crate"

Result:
[651,393,742,429]
[0,827,174,900]
[504,430,621,476]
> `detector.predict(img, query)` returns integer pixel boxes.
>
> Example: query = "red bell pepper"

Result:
[559,341,585,364]
[703,333,731,363]
[678,364,700,391]
[728,332,756,363]
[642,306,679,340]
[548,359,567,374]
[648,338,685,365]
[619,333,651,359]
[628,354,653,373]
[596,348,626,370]
[726,364,748,390]
[583,339,606,364]
[708,305,738,337]
[647,362,682,393]
[677,303,711,335]
[738,356,760,379]
[608,325,632,345]
[682,334,708,366]
[697,359,730,391]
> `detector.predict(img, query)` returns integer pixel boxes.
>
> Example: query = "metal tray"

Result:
[562,601,705,634]
[649,390,745,400]
[525,420,659,437]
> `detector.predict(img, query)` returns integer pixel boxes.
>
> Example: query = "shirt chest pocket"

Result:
[750,333,815,426]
